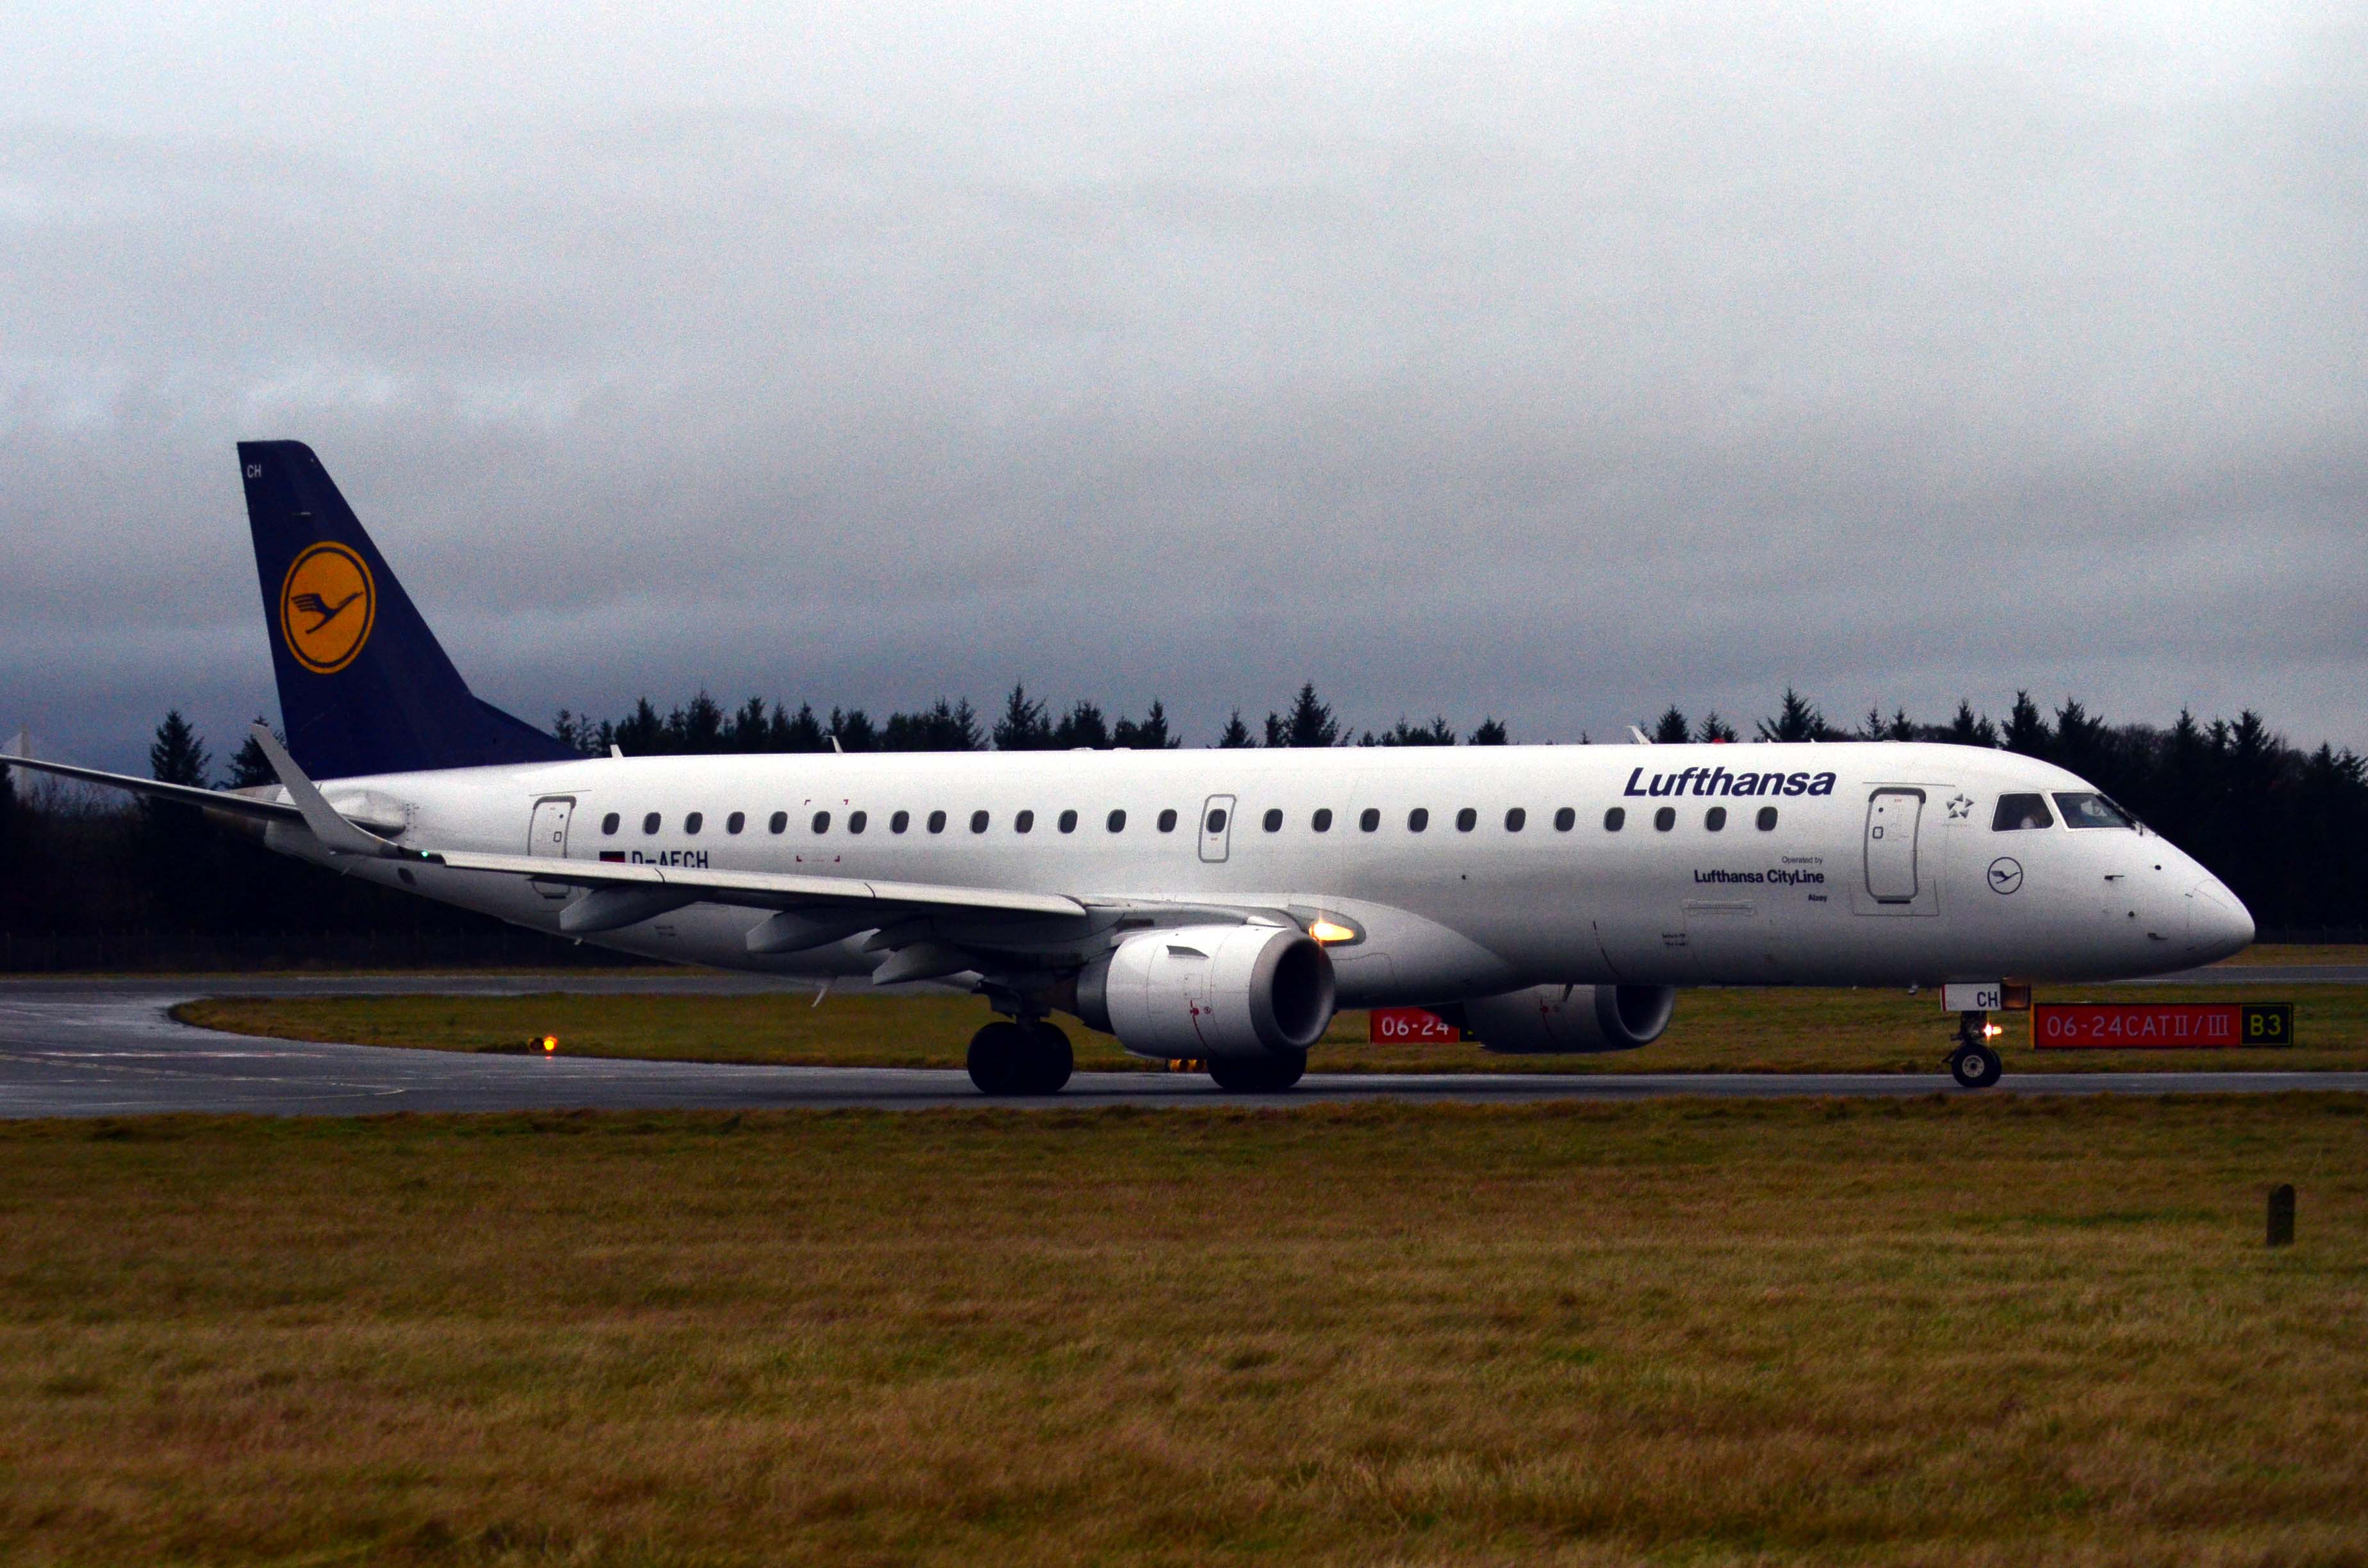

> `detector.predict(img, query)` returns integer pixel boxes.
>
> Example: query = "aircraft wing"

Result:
[426,847,1089,920]
[0,753,303,826]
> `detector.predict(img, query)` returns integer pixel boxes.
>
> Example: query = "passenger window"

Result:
[1603,807,1624,831]
[1505,807,1525,831]
[891,810,910,834]
[1653,806,1675,831]
[1757,806,1778,831]
[1706,806,1725,831]
[2053,792,2134,829]
[1015,810,1035,834]
[1360,808,1380,832]
[848,810,867,835]
[1556,806,1577,831]
[1107,809,1126,833]
[1312,808,1333,833]
[642,812,661,835]
[928,810,947,834]
[685,812,703,835]
[726,811,744,835]
[1455,808,1476,832]
[768,811,787,834]
[1993,793,2054,831]
[1058,809,1078,834]
[1263,808,1283,832]
[811,811,830,833]
[1158,808,1178,833]
[601,812,620,835]
[1408,808,1429,832]
[971,810,990,833]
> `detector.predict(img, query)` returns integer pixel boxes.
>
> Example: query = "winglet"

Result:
[249,723,402,857]
[6,727,28,761]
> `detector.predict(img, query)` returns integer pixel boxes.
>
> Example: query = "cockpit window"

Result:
[1991,794,2053,831]
[2053,792,2135,829]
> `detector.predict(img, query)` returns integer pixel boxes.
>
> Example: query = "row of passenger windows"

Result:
[596,803,1783,837]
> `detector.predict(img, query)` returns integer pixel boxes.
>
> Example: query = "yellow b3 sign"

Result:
[2241,1003,2294,1046]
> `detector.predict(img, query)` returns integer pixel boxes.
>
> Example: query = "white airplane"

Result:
[7,442,2254,1094]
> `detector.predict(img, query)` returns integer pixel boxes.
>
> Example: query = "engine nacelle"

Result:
[1076,924,1336,1061]
[1461,984,1676,1054]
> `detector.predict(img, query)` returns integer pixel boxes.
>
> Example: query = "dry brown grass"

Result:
[0,1097,2364,1565]
[178,979,2368,1075]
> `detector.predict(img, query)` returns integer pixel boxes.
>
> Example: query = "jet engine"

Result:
[1075,924,1336,1061]
[1461,984,1677,1054]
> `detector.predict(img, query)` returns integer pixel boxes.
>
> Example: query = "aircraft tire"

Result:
[967,1021,1030,1096]
[1949,1043,2003,1090]
[1206,1050,1308,1093]
[1024,1022,1074,1094]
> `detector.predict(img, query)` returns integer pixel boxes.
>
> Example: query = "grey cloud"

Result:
[3,3,2364,770]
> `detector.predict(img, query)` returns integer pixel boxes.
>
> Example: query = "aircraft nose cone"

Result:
[2189,879,2255,962]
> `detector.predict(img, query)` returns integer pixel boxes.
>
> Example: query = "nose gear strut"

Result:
[1948,1010,2003,1089]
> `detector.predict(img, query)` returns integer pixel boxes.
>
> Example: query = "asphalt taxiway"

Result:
[1,979,2361,1118]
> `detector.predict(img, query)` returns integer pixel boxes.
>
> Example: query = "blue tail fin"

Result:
[238,441,578,780]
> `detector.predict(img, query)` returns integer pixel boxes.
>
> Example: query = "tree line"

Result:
[1,683,2362,969]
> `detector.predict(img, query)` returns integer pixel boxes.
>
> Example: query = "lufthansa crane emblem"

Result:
[277,543,376,674]
[1987,857,2024,895]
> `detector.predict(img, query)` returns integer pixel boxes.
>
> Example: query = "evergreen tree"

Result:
[614,698,666,756]
[666,691,727,753]
[1469,717,1510,745]
[1944,700,1998,747]
[1651,706,1691,744]
[992,684,1055,750]
[1364,716,1456,746]
[771,703,830,753]
[149,710,210,787]
[226,720,282,788]
[882,698,982,751]
[1755,689,1825,742]
[1214,710,1255,748]
[1112,700,1178,749]
[1695,712,1737,744]
[1052,701,1110,749]
[1265,682,1342,747]
[724,697,773,752]
[828,707,878,752]
[2001,691,2051,757]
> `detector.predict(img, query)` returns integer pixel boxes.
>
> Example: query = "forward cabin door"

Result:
[1862,788,1924,903]
[1198,794,1237,863]
[528,796,575,900]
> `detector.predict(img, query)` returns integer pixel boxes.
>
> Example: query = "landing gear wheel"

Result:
[966,1020,1074,1096]
[1023,1021,1074,1095]
[1949,1043,2003,1090]
[967,1021,1028,1097]
[1206,1050,1308,1093]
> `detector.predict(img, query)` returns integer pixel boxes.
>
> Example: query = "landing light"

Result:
[541,1034,559,1054]
[1981,1023,2003,1040]
[1308,918,1358,945]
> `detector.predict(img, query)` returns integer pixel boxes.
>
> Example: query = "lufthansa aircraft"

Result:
[7,443,2255,1093]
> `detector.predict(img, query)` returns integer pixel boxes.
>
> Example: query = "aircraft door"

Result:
[1198,794,1237,864]
[527,796,574,900]
[1863,788,1924,903]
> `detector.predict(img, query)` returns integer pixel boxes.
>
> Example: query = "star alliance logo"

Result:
[1945,794,1975,821]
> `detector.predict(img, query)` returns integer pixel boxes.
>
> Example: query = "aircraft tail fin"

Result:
[238,441,578,780]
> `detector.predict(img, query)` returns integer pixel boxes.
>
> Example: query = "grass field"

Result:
[178,981,2368,1075]
[0,1097,2363,1565]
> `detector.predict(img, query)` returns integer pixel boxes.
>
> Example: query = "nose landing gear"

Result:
[1947,1011,2003,1090]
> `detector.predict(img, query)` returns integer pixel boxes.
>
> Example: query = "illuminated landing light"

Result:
[541,1034,559,1054]
[1308,918,1359,945]
[1981,1023,2004,1040]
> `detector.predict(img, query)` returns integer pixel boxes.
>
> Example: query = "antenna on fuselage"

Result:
[1627,726,1652,745]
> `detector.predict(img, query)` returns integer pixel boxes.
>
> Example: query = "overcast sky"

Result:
[4,1,2363,772]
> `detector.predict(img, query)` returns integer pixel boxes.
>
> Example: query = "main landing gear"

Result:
[1205,1050,1308,1093]
[967,1018,1074,1097]
[1948,1011,2003,1090]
